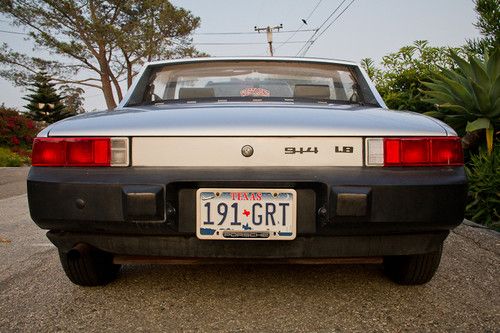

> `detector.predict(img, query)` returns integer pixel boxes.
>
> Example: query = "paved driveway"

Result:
[0,167,498,332]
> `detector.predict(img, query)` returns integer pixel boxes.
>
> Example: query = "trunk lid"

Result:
[44,103,451,137]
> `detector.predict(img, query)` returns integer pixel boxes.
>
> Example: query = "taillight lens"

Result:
[32,137,117,167]
[383,137,463,166]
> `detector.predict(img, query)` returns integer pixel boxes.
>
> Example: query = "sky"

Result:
[0,0,482,112]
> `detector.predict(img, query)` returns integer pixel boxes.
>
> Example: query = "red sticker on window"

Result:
[240,87,270,97]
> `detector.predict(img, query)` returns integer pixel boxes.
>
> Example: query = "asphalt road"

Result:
[0,167,499,332]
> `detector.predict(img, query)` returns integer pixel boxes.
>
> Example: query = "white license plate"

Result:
[196,188,296,240]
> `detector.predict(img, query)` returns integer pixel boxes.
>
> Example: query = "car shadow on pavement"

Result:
[113,263,393,300]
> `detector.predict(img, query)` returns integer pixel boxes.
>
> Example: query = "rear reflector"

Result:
[366,137,463,166]
[32,137,129,167]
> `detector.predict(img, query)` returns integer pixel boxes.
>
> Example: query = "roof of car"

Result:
[145,56,358,67]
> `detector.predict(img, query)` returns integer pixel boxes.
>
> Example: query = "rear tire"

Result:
[383,244,443,285]
[58,244,121,286]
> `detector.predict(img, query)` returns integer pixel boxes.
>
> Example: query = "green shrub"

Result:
[361,40,464,113]
[465,144,500,230]
[0,146,30,167]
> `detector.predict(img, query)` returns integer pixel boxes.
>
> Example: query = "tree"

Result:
[360,58,381,83]
[23,71,72,123]
[0,0,205,109]
[422,48,500,155]
[465,0,500,55]
[60,85,86,116]
[361,41,464,112]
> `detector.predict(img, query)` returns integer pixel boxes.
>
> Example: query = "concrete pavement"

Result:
[0,167,498,332]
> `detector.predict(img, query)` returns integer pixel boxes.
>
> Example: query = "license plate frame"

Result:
[196,188,297,240]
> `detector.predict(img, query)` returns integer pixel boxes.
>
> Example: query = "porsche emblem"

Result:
[241,145,254,157]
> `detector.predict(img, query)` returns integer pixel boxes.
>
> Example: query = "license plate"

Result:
[196,188,296,240]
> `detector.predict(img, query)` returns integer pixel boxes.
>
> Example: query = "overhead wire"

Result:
[309,0,356,44]
[0,28,318,36]
[274,0,324,51]
[299,0,356,56]
[0,2,355,54]
[193,29,317,35]
[0,29,29,35]
[0,28,318,42]
[295,0,349,56]
[194,41,309,46]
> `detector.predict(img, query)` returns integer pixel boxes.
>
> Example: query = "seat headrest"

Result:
[178,88,215,99]
[293,84,330,99]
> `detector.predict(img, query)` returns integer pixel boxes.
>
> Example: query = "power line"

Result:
[0,29,28,35]
[311,0,349,34]
[275,0,324,51]
[295,0,349,56]
[195,40,308,46]
[305,0,325,22]
[0,28,317,38]
[313,0,356,42]
[300,0,356,56]
[170,37,309,47]
[0,22,338,52]
[193,29,317,36]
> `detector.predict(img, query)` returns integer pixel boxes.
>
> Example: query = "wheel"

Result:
[58,244,121,286]
[383,244,443,285]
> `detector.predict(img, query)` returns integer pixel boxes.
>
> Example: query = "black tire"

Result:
[383,244,443,285]
[58,244,121,286]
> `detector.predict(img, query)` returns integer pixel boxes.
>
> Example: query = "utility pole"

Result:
[254,24,283,56]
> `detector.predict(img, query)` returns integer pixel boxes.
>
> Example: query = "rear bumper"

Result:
[47,231,448,258]
[28,166,467,256]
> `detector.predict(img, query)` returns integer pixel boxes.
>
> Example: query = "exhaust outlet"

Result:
[67,243,93,260]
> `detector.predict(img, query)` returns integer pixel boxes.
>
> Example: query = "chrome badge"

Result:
[241,145,254,157]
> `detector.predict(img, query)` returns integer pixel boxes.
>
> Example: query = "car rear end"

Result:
[27,132,467,282]
[26,58,467,286]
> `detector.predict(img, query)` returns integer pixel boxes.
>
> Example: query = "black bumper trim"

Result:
[47,230,449,257]
[27,166,467,236]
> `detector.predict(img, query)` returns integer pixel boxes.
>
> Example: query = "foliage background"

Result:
[465,145,500,229]
[0,0,206,109]
[0,105,40,166]
[23,71,76,123]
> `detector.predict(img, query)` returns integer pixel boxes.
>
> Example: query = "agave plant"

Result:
[422,47,500,154]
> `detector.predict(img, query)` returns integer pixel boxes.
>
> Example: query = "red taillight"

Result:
[32,138,111,167]
[383,137,463,166]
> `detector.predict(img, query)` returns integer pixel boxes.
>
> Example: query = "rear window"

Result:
[127,60,379,106]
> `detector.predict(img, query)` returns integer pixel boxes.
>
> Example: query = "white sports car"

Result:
[27,57,467,286]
